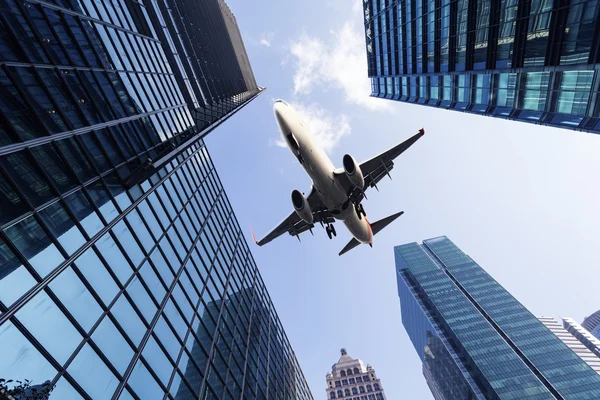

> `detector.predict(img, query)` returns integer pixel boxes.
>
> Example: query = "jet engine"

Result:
[342,154,364,189]
[291,189,313,224]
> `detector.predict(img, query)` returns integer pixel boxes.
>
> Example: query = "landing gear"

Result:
[326,224,337,239]
[297,153,304,164]
[355,203,366,219]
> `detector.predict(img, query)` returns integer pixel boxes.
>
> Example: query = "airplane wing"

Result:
[334,129,424,202]
[254,187,331,246]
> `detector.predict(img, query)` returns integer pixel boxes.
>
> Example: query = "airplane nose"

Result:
[273,101,286,128]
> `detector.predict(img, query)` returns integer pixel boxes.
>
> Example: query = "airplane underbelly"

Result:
[343,214,371,244]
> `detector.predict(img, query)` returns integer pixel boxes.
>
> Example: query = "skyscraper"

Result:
[362,0,600,133]
[395,236,600,399]
[538,316,600,374]
[0,0,314,398]
[325,349,386,400]
[582,309,600,339]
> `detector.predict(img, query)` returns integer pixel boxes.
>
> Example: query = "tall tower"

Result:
[395,236,600,399]
[325,349,387,400]
[583,309,600,340]
[538,316,600,374]
[362,0,600,134]
[0,0,313,399]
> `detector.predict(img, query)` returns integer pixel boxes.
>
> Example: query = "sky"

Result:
[205,0,600,398]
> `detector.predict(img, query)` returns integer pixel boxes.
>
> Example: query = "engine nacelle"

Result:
[291,189,313,224]
[343,154,364,189]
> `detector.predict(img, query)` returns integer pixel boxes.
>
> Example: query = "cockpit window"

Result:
[275,99,288,106]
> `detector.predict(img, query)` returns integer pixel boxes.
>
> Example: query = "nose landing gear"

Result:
[326,224,337,239]
[354,203,366,219]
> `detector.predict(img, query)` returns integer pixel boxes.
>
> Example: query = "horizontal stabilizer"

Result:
[370,211,404,235]
[338,238,361,256]
[338,211,404,256]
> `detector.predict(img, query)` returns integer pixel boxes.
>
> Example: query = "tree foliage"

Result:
[0,379,54,400]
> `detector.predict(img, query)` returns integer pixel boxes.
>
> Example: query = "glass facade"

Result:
[0,0,313,398]
[582,310,600,340]
[364,0,600,133]
[394,236,600,399]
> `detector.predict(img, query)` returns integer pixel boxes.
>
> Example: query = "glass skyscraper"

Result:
[583,310,600,340]
[395,236,600,399]
[0,0,314,398]
[363,0,600,133]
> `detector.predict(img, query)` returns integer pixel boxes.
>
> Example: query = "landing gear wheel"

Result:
[355,203,365,219]
[359,203,366,217]
[297,154,304,164]
[331,224,337,237]
[326,226,333,239]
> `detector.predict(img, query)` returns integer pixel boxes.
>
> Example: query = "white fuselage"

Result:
[274,100,373,245]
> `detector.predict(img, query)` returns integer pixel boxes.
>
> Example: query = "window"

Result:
[352,388,358,395]
[335,381,341,387]
[341,370,346,377]
[342,379,348,386]
[367,385,373,392]
[360,386,365,393]
[353,367,359,374]
[347,368,353,375]
[345,389,351,396]
[374,383,380,391]
[337,390,343,398]
[331,391,336,399]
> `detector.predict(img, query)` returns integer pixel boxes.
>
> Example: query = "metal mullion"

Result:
[0,102,187,157]
[113,186,230,399]
[24,0,161,43]
[0,59,176,75]
[0,138,208,326]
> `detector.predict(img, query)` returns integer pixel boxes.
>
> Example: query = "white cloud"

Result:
[274,102,351,154]
[260,32,274,48]
[288,0,389,111]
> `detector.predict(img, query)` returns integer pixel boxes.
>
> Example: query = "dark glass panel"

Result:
[0,18,21,62]
[5,214,64,277]
[0,68,46,141]
[85,180,119,223]
[23,3,68,65]
[37,68,85,129]
[79,71,114,121]
[30,143,77,193]
[2,0,50,63]
[43,7,86,67]
[0,237,37,306]
[38,200,85,255]
[63,13,100,67]
[79,133,110,173]
[10,67,67,133]
[55,138,96,183]
[0,169,28,226]
[95,71,126,118]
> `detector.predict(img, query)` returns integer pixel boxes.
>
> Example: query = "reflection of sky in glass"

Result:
[0,322,56,386]
[0,265,36,306]
[16,291,82,364]
[68,344,119,399]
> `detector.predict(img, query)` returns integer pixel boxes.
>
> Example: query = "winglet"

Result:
[419,127,425,135]
[250,226,258,244]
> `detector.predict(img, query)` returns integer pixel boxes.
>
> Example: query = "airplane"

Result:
[252,99,424,256]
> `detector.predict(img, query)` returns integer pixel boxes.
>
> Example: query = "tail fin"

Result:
[338,211,404,256]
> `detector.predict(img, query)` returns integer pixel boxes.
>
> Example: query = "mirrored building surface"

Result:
[395,236,600,399]
[582,310,600,340]
[0,0,313,398]
[363,0,600,133]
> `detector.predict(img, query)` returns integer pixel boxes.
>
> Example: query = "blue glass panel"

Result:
[139,260,166,303]
[154,316,181,360]
[75,248,119,306]
[64,190,103,238]
[0,322,57,388]
[95,233,132,285]
[16,291,82,364]
[48,377,83,400]
[49,267,103,332]
[143,336,174,385]
[92,316,134,374]
[0,238,37,306]
[111,294,146,346]
[68,344,119,399]
[112,220,144,268]
[128,360,163,400]
[126,275,157,323]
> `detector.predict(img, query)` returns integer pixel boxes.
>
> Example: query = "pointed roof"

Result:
[338,348,353,363]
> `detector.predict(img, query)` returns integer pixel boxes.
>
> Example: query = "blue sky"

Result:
[206,0,600,398]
